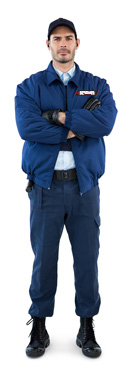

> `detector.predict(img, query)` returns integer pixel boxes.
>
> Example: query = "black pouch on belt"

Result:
[26,180,34,192]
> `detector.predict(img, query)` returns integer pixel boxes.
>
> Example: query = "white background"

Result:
[1,0,134,373]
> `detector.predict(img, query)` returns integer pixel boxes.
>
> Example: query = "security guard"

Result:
[15,18,117,359]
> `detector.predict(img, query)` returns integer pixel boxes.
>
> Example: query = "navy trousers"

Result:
[27,178,101,318]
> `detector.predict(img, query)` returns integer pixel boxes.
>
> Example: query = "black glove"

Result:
[83,97,101,110]
[42,109,64,127]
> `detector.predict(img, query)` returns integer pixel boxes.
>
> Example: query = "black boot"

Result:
[26,316,50,358]
[76,317,102,358]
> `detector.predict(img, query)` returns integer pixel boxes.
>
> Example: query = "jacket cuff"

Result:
[60,125,69,142]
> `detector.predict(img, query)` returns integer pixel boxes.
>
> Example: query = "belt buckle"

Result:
[63,170,68,180]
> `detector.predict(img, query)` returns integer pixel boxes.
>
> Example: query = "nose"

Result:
[60,38,66,47]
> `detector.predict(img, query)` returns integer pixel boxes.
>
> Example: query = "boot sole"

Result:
[76,337,102,358]
[26,337,50,358]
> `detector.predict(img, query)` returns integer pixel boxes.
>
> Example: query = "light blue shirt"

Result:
[53,63,76,170]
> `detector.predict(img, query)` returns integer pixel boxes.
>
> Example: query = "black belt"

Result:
[26,168,78,192]
[52,168,77,181]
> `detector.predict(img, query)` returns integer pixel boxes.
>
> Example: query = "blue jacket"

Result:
[14,60,117,194]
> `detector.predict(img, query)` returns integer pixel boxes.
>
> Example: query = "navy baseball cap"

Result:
[47,18,77,40]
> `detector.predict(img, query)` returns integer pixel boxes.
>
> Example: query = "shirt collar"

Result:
[52,63,76,79]
[45,60,81,87]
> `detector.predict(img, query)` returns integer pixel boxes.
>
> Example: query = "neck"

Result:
[52,59,74,73]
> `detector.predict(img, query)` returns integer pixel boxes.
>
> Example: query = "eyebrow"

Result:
[52,35,74,38]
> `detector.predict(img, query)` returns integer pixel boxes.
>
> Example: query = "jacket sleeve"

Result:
[64,79,118,138]
[14,74,69,144]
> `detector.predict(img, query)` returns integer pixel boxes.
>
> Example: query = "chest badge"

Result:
[74,90,99,96]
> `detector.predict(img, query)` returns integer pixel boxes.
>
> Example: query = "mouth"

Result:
[58,50,69,55]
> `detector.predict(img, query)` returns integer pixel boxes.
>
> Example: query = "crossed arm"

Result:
[15,76,117,144]
[41,97,101,141]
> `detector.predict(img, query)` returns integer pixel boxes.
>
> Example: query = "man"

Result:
[14,18,117,359]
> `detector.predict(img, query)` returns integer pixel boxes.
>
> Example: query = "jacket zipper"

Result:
[65,86,83,196]
[47,85,67,190]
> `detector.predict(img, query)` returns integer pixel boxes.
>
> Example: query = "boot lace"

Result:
[81,317,97,343]
[26,317,45,343]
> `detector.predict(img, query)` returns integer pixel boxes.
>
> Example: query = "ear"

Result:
[76,39,80,49]
[46,40,50,49]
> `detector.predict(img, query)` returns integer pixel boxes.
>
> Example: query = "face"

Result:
[46,25,80,65]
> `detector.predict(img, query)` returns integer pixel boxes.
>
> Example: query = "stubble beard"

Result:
[51,48,76,64]
[54,56,73,64]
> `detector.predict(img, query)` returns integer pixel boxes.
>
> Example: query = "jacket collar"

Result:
[45,60,81,87]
